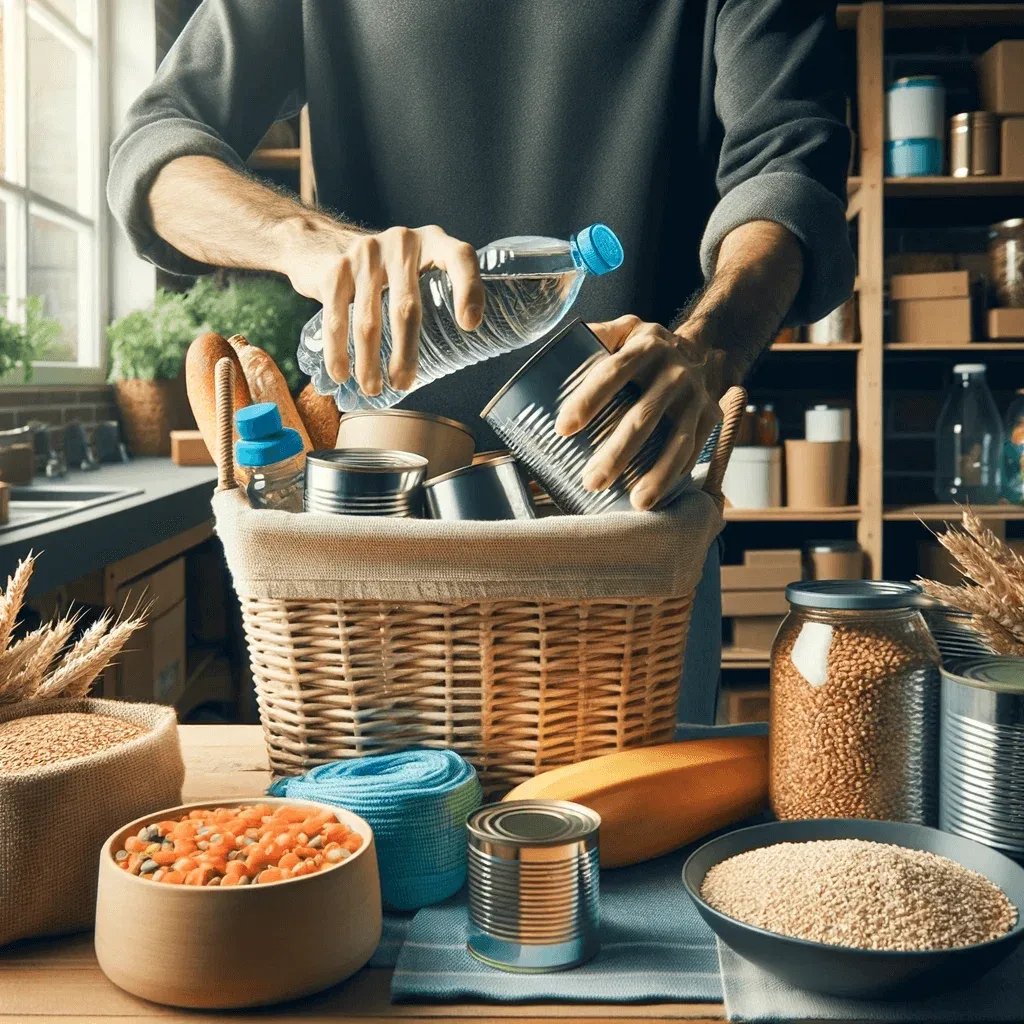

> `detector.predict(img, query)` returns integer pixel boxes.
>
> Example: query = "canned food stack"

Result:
[940,656,1024,864]
[886,75,944,177]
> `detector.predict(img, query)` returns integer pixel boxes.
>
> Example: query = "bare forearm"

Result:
[675,220,803,397]
[147,155,359,276]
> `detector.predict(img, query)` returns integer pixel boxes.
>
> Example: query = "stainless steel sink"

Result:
[3,484,143,532]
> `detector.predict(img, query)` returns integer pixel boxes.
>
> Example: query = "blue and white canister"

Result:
[886,75,944,177]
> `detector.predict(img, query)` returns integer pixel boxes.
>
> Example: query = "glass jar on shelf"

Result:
[989,218,1024,308]
[934,363,1003,505]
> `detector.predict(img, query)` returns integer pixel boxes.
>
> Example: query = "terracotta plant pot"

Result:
[94,797,381,1009]
[113,374,195,457]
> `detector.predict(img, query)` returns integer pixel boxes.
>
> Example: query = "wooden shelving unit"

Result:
[884,176,1024,196]
[246,107,316,205]
[884,504,1024,521]
[725,506,861,522]
[886,342,1024,351]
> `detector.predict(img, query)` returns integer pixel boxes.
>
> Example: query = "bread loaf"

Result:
[503,737,769,868]
[185,332,251,476]
[228,335,312,451]
[296,384,341,450]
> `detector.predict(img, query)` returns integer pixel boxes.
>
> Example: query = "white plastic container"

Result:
[722,446,782,509]
[805,405,852,443]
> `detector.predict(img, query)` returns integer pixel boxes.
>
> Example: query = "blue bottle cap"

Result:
[235,428,304,467]
[235,402,282,441]
[574,223,624,276]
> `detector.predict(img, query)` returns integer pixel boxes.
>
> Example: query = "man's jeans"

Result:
[676,536,723,728]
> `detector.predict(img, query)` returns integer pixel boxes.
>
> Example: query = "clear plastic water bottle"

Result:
[297,223,624,412]
[235,402,306,512]
[934,363,1004,504]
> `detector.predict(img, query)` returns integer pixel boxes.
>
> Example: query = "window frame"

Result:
[0,0,107,383]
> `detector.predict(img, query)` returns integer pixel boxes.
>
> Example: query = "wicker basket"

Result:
[213,361,744,792]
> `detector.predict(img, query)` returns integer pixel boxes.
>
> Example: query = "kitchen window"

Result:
[1,0,105,375]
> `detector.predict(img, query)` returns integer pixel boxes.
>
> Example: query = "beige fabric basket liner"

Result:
[213,484,722,603]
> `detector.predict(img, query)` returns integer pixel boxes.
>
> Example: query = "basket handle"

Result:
[702,385,747,503]
[215,356,237,492]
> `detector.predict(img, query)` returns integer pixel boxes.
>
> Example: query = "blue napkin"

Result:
[268,749,482,911]
[390,849,722,1003]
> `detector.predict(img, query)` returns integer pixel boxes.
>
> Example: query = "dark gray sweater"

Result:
[109,0,854,439]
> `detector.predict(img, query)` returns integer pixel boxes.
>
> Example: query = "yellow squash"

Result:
[503,737,769,868]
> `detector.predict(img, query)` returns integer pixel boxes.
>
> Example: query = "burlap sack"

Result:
[213,483,723,602]
[0,698,184,946]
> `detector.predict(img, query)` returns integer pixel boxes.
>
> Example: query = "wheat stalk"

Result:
[0,627,51,703]
[35,614,146,699]
[0,554,35,655]
[9,614,79,700]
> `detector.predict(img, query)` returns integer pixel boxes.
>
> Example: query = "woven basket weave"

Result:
[213,359,744,792]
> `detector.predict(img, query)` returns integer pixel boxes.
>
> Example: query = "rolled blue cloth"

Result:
[268,750,482,911]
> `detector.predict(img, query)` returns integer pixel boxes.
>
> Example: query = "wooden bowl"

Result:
[335,409,475,478]
[95,797,381,1009]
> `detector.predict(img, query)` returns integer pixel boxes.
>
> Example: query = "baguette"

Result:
[184,332,252,476]
[228,335,312,451]
[296,383,341,450]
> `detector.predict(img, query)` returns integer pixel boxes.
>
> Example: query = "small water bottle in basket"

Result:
[234,403,305,512]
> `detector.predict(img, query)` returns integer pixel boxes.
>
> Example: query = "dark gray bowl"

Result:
[683,819,1024,999]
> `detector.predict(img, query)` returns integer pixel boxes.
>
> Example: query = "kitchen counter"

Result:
[0,458,219,596]
[0,725,727,1023]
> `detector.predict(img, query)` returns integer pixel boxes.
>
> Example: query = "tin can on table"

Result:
[950,112,999,177]
[466,800,601,972]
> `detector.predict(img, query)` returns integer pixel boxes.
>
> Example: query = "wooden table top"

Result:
[0,725,726,1024]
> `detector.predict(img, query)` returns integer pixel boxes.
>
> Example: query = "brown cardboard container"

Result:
[732,615,786,650]
[170,429,214,467]
[721,589,790,618]
[721,564,800,591]
[807,544,864,580]
[980,41,1024,115]
[1000,116,1024,176]
[989,308,1024,340]
[743,549,803,573]
[114,558,185,620]
[890,271,971,301]
[117,599,187,704]
[784,440,851,508]
[892,296,973,345]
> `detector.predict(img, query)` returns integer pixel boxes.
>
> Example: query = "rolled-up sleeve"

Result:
[107,0,304,277]
[700,0,855,325]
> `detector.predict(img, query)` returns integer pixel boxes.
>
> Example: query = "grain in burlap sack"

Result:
[0,698,184,946]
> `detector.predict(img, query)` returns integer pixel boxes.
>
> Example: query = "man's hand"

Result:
[554,315,722,512]
[282,224,485,396]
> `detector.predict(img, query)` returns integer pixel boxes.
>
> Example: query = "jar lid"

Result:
[944,656,1024,693]
[785,580,925,610]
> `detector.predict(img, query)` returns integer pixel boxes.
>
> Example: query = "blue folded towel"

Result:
[268,750,483,911]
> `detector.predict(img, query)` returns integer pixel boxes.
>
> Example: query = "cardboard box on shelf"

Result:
[721,589,791,618]
[732,615,786,651]
[989,308,1024,340]
[1002,116,1024,177]
[739,549,803,573]
[721,564,801,591]
[114,558,185,621]
[117,598,187,704]
[890,271,971,302]
[979,41,1024,115]
[892,297,973,345]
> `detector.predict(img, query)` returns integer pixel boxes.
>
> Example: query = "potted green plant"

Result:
[107,289,201,456]
[0,296,61,380]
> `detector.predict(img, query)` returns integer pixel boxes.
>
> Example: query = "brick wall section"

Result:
[0,386,120,431]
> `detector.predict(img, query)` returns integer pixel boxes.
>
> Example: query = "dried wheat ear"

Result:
[0,554,148,703]
[918,509,1024,656]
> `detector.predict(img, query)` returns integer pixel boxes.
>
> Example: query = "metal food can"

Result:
[940,656,1024,863]
[466,799,601,972]
[950,112,999,177]
[303,448,427,516]
[424,454,537,520]
[481,319,690,514]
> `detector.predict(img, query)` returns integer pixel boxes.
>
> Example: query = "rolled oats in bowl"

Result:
[769,581,941,824]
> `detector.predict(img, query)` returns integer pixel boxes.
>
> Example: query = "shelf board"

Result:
[882,3,1024,28]
[884,504,1024,522]
[247,147,301,171]
[885,343,1024,352]
[885,176,1024,198]
[722,647,771,670]
[725,506,860,522]
[771,342,861,352]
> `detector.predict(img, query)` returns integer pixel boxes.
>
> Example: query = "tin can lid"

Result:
[944,656,1024,692]
[468,800,600,846]
[785,580,925,610]
[306,448,428,472]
